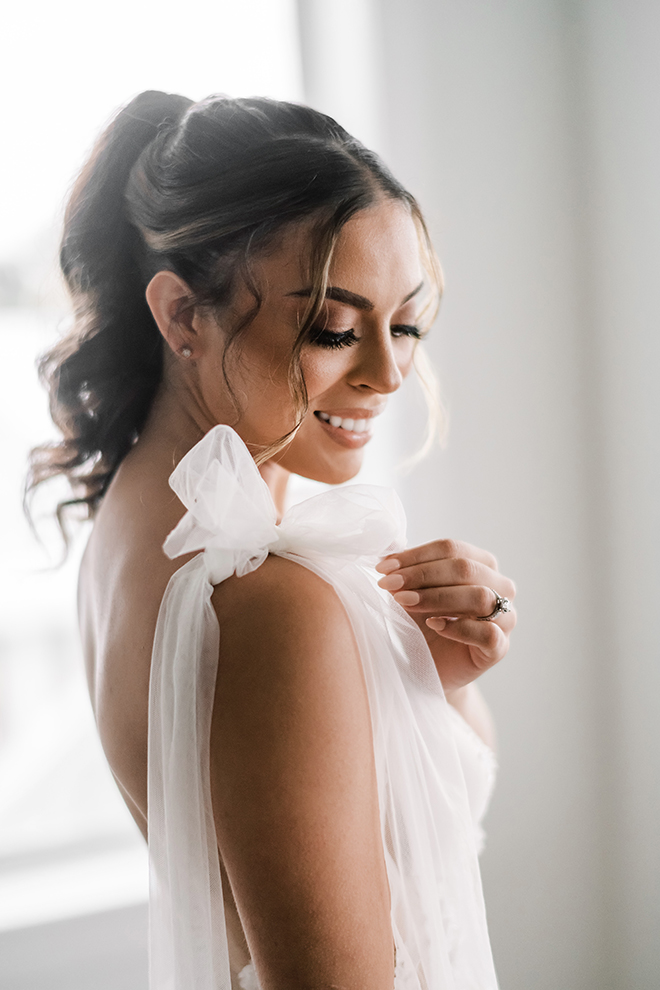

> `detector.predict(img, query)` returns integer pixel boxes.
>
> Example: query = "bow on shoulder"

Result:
[163,425,407,585]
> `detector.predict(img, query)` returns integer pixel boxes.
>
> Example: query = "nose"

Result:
[347,328,404,395]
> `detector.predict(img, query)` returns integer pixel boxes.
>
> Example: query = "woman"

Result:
[30,92,516,989]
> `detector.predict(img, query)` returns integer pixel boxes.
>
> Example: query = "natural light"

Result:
[0,0,303,932]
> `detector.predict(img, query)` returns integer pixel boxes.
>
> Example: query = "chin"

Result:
[312,462,363,486]
[279,444,364,486]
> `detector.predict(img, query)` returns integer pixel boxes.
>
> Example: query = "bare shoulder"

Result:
[210,553,365,749]
[212,553,354,656]
[209,555,393,987]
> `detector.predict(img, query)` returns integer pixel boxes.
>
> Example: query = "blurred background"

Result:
[1,1,658,988]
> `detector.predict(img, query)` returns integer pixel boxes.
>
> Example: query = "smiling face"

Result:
[174,197,427,484]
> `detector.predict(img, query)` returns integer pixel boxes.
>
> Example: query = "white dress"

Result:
[147,425,498,990]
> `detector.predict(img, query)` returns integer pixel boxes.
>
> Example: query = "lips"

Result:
[316,412,370,433]
[313,406,385,449]
[314,406,385,431]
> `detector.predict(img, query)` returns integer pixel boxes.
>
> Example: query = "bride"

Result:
[31,92,516,988]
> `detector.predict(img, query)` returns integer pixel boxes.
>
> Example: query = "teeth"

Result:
[317,412,373,433]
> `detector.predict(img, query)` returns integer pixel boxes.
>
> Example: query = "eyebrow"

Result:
[287,281,424,311]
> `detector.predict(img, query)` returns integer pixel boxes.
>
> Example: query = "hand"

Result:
[375,539,516,694]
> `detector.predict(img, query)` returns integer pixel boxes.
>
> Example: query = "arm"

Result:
[211,555,394,990]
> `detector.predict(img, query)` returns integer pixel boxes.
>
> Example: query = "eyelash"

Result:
[308,325,423,350]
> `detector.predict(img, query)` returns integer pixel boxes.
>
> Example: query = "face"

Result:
[191,198,426,484]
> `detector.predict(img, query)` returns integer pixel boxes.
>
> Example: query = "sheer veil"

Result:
[147,425,498,990]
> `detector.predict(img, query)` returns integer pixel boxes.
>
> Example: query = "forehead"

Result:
[329,199,422,300]
[257,199,423,301]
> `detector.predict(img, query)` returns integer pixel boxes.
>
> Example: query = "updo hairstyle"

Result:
[27,91,440,526]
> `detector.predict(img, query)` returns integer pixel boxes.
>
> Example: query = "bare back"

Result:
[78,439,190,835]
[79,439,259,971]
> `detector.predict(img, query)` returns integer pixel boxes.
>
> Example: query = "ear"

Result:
[145,270,197,355]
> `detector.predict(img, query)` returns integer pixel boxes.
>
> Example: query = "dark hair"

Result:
[27,91,440,529]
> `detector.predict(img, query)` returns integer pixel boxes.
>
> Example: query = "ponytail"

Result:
[28,92,192,523]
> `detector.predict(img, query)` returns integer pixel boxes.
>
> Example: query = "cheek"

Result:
[300,348,352,398]
[395,341,417,379]
[204,333,300,440]
[223,330,295,401]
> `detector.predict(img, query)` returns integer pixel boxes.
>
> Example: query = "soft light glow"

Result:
[0,0,304,259]
[0,0,304,933]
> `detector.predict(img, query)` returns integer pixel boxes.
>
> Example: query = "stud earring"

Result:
[179,346,193,358]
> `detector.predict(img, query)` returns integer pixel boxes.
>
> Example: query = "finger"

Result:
[429,607,516,634]
[490,607,517,633]
[389,584,516,621]
[425,616,509,666]
[378,557,516,600]
[377,538,498,573]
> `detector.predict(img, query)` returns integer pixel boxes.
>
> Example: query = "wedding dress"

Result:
[147,424,498,990]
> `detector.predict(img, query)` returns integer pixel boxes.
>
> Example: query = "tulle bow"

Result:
[163,425,407,584]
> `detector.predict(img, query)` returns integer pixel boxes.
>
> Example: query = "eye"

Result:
[390,324,423,340]
[308,325,359,350]
[307,323,424,350]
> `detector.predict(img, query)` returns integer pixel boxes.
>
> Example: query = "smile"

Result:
[316,412,371,433]
[313,407,385,449]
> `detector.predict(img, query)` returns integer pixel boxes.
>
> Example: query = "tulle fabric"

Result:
[148,425,498,990]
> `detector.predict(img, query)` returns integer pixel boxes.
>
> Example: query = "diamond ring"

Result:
[477,588,512,622]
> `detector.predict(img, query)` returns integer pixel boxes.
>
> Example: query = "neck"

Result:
[258,460,291,521]
[135,379,291,518]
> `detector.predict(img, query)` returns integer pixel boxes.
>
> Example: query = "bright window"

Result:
[0,0,303,932]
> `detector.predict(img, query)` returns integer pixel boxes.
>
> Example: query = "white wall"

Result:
[300,1,659,987]
[577,3,660,984]
[378,5,604,987]
[0,905,147,990]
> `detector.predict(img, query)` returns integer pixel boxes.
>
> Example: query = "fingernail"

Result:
[426,617,447,631]
[378,573,405,591]
[393,590,420,606]
[376,558,400,574]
